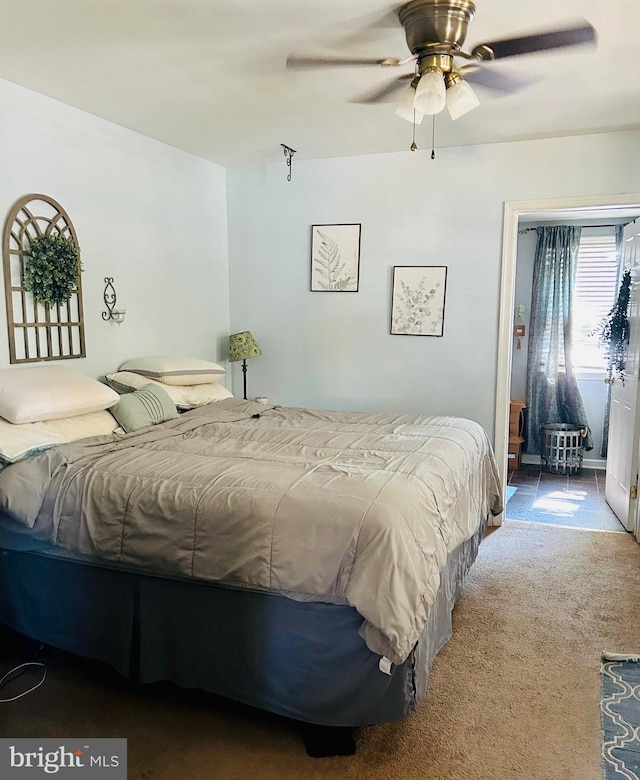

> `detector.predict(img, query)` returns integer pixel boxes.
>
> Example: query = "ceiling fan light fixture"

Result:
[413,68,446,116]
[395,79,424,124]
[446,77,480,120]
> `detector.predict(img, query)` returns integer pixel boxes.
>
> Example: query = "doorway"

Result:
[505,464,625,532]
[494,193,640,528]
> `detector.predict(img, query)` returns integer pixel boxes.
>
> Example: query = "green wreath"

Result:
[23,234,82,307]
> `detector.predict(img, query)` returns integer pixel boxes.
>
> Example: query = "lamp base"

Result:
[242,359,248,401]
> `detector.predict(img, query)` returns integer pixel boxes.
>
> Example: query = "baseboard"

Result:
[520,453,607,471]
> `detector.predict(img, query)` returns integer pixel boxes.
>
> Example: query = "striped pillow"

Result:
[109,384,178,433]
[119,356,226,386]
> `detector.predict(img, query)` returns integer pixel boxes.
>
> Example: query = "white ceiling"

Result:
[0,0,638,167]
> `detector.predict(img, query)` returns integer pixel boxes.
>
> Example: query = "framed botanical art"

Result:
[390,265,447,336]
[310,223,361,292]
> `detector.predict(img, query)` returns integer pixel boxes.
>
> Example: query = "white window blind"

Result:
[572,231,619,371]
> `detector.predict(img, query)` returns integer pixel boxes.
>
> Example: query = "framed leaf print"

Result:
[390,266,447,336]
[310,224,361,292]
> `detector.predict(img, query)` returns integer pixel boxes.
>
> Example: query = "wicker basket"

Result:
[540,423,588,476]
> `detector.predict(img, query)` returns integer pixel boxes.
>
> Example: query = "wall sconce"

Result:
[102,277,126,324]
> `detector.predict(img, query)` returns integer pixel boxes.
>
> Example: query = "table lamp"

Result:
[229,330,262,400]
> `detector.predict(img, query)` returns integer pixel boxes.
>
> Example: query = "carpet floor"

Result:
[2,520,639,780]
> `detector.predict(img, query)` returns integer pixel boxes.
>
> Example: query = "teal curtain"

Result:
[601,224,626,458]
[525,225,593,454]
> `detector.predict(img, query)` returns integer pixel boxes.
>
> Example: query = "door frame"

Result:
[494,193,640,525]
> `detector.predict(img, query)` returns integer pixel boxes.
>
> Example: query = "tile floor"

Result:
[506,463,626,532]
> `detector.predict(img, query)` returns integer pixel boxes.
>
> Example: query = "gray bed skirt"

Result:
[0,519,486,727]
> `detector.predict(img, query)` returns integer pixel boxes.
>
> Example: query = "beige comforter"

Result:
[0,399,502,664]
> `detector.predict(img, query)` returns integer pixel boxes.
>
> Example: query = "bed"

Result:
[0,361,502,751]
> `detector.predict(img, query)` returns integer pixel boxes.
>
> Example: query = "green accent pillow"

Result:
[109,383,178,433]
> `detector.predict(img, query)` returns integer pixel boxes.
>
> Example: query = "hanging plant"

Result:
[592,269,631,381]
[23,234,82,307]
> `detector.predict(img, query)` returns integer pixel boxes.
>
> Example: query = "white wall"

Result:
[227,130,640,440]
[5,72,635,444]
[0,78,230,379]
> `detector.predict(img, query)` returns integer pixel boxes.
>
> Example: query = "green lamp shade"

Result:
[229,331,262,362]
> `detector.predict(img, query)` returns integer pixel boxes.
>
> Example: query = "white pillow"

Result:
[0,410,118,463]
[0,365,120,424]
[105,371,234,409]
[119,356,226,386]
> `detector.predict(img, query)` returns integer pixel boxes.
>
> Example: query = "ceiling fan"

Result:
[286,0,596,126]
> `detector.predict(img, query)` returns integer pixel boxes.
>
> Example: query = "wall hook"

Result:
[280,144,297,181]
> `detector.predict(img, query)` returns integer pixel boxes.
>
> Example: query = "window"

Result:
[571,230,619,372]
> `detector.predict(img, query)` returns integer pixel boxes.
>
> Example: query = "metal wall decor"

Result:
[280,144,296,181]
[2,193,85,363]
[102,277,125,323]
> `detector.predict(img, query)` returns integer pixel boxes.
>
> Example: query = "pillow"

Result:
[118,356,226,386]
[108,383,179,433]
[105,371,234,409]
[0,410,119,464]
[0,365,120,424]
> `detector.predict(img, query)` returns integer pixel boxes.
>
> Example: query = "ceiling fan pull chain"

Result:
[410,109,418,151]
[431,115,436,160]
[410,61,419,151]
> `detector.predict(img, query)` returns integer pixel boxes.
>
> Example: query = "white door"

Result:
[605,221,640,531]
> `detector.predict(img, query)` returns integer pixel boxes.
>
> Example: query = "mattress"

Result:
[0,399,502,665]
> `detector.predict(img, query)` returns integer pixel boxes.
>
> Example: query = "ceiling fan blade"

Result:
[472,20,596,61]
[338,5,403,46]
[352,74,414,104]
[460,66,540,96]
[286,54,401,69]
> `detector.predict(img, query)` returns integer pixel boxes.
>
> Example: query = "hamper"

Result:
[540,423,587,476]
